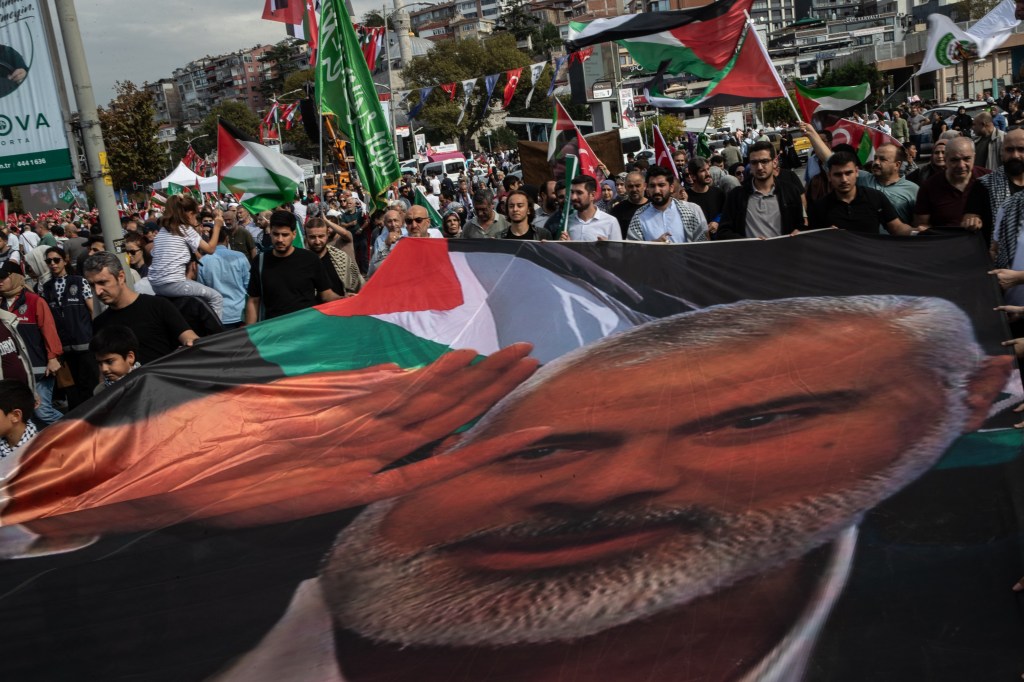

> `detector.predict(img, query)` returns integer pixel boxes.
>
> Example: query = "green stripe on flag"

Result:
[246,309,452,375]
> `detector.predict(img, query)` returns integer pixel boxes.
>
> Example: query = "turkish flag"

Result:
[652,125,678,180]
[503,68,523,109]
[440,83,458,101]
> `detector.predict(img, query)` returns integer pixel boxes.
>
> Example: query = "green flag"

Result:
[167,182,185,196]
[556,154,579,239]
[317,0,400,213]
[414,188,443,227]
[59,188,74,204]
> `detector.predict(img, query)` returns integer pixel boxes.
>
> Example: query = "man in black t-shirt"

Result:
[808,152,915,235]
[610,172,649,238]
[686,158,726,236]
[245,210,340,323]
[84,252,197,366]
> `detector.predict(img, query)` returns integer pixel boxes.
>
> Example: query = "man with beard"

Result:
[808,152,915,235]
[962,128,1024,242]
[194,296,1005,681]
[685,157,726,235]
[532,181,558,231]
[805,125,919,227]
[626,165,707,243]
[304,218,363,298]
[501,190,552,240]
[609,171,649,236]
[973,112,1005,171]
[915,137,991,233]
[563,176,620,241]
[717,142,805,239]
[244,211,340,323]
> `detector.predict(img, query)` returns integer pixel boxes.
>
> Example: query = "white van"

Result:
[423,158,467,183]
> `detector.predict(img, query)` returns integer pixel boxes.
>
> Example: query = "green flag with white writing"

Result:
[316,0,400,213]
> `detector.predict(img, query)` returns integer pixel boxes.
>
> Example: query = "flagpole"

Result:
[876,76,913,110]
[744,13,802,124]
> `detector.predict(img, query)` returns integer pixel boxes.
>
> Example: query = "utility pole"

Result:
[53,0,123,255]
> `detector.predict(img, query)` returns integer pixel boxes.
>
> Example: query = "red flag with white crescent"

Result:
[652,125,678,180]
[503,68,523,109]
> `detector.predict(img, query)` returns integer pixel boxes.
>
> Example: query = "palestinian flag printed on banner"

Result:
[566,0,753,78]
[827,118,903,165]
[217,118,305,214]
[794,80,870,123]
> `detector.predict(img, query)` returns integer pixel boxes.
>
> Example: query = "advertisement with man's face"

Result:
[0,232,1020,680]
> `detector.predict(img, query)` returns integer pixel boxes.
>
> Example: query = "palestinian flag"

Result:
[149,190,167,208]
[794,80,870,123]
[217,118,305,214]
[642,24,788,110]
[827,118,903,165]
[2,239,652,537]
[414,187,443,227]
[566,0,753,78]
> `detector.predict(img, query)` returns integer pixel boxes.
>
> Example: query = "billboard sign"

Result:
[0,0,74,186]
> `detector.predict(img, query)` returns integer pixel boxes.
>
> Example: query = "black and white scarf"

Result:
[995,189,1024,269]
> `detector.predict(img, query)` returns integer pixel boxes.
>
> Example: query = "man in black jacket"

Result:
[716,142,806,239]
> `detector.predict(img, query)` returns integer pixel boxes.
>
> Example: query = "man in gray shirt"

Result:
[462,189,508,239]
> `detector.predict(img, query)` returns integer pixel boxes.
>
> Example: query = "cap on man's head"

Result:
[0,261,21,277]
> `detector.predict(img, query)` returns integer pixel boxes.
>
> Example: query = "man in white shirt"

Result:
[562,175,621,241]
[627,165,708,243]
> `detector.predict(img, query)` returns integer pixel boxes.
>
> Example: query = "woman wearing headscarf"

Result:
[595,179,618,212]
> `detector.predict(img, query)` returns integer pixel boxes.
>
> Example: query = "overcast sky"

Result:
[71,0,385,106]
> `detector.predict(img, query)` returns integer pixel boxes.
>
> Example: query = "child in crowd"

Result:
[0,379,38,457]
[89,326,140,393]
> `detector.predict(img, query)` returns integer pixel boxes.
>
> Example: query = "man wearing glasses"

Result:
[717,141,806,240]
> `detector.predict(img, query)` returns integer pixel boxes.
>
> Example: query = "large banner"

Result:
[0,232,1021,679]
[0,0,73,186]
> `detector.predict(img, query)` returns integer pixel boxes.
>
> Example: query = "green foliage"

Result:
[952,0,999,20]
[710,109,726,130]
[530,23,561,59]
[402,34,532,145]
[258,42,297,100]
[195,101,262,157]
[167,122,191,166]
[760,96,798,127]
[817,61,885,108]
[638,114,686,144]
[97,81,167,188]
[362,10,393,29]
[489,127,520,150]
[499,0,540,41]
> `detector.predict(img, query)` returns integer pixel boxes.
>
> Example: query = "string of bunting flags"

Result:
[393,49,591,123]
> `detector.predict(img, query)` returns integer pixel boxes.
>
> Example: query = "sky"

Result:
[69,0,385,106]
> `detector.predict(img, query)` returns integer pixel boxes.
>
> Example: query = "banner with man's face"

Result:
[0,232,1021,680]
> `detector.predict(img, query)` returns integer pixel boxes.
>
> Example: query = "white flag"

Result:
[457,78,477,125]
[916,0,1019,76]
[523,62,547,108]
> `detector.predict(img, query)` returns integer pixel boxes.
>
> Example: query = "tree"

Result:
[402,34,531,146]
[816,61,886,109]
[710,109,726,130]
[194,101,262,157]
[258,41,299,101]
[167,122,191,166]
[362,9,394,29]
[952,0,999,20]
[760,97,798,127]
[499,0,539,41]
[638,114,686,145]
[97,81,167,189]
[529,23,561,59]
